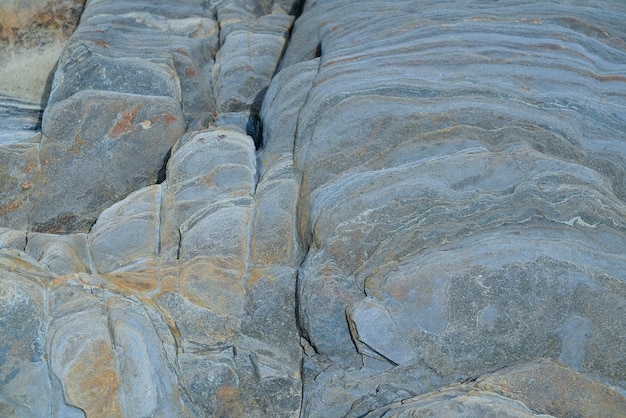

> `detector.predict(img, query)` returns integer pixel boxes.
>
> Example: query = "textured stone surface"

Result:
[29,91,185,232]
[474,359,626,417]
[0,250,52,418]
[363,385,552,418]
[286,1,626,415]
[0,0,85,144]
[1,0,626,416]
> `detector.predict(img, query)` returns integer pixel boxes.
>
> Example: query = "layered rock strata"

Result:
[287,2,626,416]
[1,0,626,416]
[2,0,302,416]
[0,0,85,141]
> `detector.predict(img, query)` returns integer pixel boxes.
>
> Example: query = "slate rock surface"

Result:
[284,1,626,415]
[1,0,626,416]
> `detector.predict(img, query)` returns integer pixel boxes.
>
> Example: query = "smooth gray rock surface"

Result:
[1,0,626,416]
[29,90,185,232]
[284,0,626,416]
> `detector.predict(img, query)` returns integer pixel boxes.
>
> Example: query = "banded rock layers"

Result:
[1,0,626,417]
[2,0,302,416]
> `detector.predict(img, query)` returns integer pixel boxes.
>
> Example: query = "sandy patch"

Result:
[0,40,66,104]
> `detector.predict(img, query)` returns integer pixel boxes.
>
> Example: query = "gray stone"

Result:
[47,278,196,416]
[0,139,39,230]
[474,359,626,417]
[0,228,26,251]
[242,267,301,364]
[212,30,290,114]
[297,247,363,364]
[0,250,52,418]
[29,90,184,233]
[258,58,318,175]
[49,56,183,103]
[88,185,161,275]
[286,0,626,413]
[363,385,552,418]
[0,97,42,144]
[26,232,92,275]
[346,297,417,367]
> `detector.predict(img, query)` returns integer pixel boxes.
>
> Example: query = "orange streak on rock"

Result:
[94,39,109,48]
[109,103,144,138]
[164,113,178,124]
[0,199,24,215]
[66,340,123,417]
[102,270,159,293]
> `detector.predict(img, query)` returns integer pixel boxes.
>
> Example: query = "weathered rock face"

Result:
[283,1,626,415]
[2,0,302,416]
[0,0,85,136]
[0,0,85,229]
[1,0,626,416]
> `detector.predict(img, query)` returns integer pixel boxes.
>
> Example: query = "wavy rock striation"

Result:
[282,1,626,415]
[1,0,626,416]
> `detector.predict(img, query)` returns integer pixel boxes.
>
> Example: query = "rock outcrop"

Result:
[0,0,85,139]
[1,0,626,416]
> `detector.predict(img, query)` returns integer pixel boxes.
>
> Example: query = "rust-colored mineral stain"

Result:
[160,272,180,293]
[109,104,144,138]
[164,113,178,124]
[66,340,123,417]
[322,53,367,68]
[521,18,544,24]
[0,199,24,215]
[104,271,158,293]
[23,161,37,174]
[314,75,331,86]
[215,386,244,417]
[39,13,53,25]
[353,147,369,157]
[185,67,196,78]
[149,113,179,126]
[466,16,499,22]
[94,39,110,48]
[6,200,24,210]
[591,73,626,83]
[67,132,93,156]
